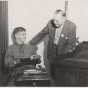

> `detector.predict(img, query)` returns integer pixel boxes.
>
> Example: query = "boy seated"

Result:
[5,27,40,69]
[5,27,48,86]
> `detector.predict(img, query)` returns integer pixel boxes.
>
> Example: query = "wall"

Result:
[8,0,65,64]
[8,0,88,64]
[8,0,65,43]
[68,0,88,42]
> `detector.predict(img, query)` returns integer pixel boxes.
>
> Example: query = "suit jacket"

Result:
[30,19,76,63]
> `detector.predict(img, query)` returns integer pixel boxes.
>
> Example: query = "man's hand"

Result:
[36,63,45,70]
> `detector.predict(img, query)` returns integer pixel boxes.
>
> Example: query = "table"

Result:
[54,58,88,86]
[15,69,50,86]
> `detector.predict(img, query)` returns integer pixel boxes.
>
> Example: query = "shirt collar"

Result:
[51,19,66,28]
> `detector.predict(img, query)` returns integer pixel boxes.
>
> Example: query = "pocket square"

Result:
[61,34,64,38]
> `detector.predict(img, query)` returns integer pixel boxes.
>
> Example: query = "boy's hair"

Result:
[12,27,26,39]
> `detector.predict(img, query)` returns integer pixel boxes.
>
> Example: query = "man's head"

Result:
[12,27,26,44]
[53,9,66,27]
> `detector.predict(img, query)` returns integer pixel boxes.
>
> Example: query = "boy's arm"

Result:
[5,47,14,68]
[30,45,38,55]
[30,45,45,69]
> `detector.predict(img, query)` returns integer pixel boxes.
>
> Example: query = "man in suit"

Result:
[30,9,77,80]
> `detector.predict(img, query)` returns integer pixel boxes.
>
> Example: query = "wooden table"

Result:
[15,70,50,86]
[54,58,88,86]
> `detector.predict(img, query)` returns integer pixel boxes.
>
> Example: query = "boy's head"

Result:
[12,27,26,44]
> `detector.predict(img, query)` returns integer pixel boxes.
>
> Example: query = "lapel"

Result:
[59,20,68,40]
[51,25,56,38]
[61,20,68,35]
[49,20,56,40]
[49,20,68,43]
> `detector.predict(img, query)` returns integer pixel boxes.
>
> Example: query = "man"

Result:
[30,9,77,79]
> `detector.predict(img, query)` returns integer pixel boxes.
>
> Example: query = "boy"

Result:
[5,27,38,68]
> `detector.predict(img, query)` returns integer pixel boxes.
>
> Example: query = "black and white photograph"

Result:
[0,0,88,87]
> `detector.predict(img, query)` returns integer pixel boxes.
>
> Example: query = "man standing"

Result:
[30,9,77,81]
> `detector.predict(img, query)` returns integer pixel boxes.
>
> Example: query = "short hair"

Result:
[55,9,66,17]
[12,27,26,39]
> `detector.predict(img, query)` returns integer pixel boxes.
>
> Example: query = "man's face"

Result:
[53,12,65,27]
[15,31,26,44]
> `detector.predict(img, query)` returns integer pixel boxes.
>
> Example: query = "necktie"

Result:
[54,25,63,45]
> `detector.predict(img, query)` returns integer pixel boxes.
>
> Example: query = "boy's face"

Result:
[15,31,26,44]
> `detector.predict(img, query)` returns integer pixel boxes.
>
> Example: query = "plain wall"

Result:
[68,0,88,42]
[8,0,88,64]
[8,0,65,64]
